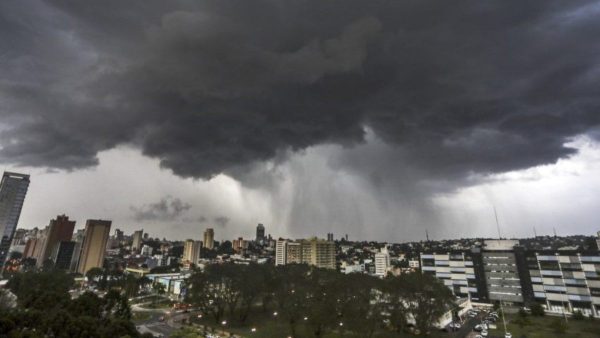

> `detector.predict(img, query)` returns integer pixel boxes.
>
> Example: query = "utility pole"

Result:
[425,229,430,242]
[533,226,538,238]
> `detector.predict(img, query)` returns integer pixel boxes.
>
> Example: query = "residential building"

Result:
[77,220,112,274]
[141,244,153,256]
[256,224,265,244]
[36,215,75,267]
[286,241,302,264]
[182,239,201,265]
[0,172,29,269]
[132,230,143,252]
[483,240,524,304]
[203,228,214,250]
[526,251,600,317]
[69,229,85,272]
[51,241,75,270]
[275,239,287,266]
[420,249,486,301]
[374,247,390,277]
[301,237,336,269]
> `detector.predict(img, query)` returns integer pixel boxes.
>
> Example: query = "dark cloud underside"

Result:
[1,0,599,183]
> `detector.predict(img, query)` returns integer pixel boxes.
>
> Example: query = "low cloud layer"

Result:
[131,196,191,221]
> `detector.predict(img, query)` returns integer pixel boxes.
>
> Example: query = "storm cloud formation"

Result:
[131,196,191,221]
[2,1,600,221]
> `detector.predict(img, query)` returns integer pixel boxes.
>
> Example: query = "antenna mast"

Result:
[494,206,502,239]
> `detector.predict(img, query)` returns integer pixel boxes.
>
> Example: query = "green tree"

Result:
[401,273,454,335]
[273,264,311,337]
[530,302,545,316]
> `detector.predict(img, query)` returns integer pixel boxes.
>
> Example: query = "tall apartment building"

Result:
[256,224,265,244]
[526,251,600,317]
[275,239,287,266]
[276,237,336,269]
[131,230,143,252]
[77,220,111,274]
[374,247,391,278]
[0,172,29,269]
[302,238,336,269]
[420,249,487,301]
[483,240,524,304]
[183,239,202,265]
[36,215,75,267]
[51,241,76,270]
[204,228,215,250]
[69,229,85,272]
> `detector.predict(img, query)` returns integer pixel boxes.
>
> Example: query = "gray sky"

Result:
[1,1,600,241]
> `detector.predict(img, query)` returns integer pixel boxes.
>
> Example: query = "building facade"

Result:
[203,228,214,250]
[183,239,202,265]
[37,215,75,267]
[256,224,265,244]
[0,172,30,269]
[77,219,112,274]
[51,241,76,270]
[131,230,143,252]
[375,248,390,278]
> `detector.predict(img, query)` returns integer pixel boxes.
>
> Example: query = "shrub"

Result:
[572,310,585,321]
[549,318,568,334]
[530,303,545,316]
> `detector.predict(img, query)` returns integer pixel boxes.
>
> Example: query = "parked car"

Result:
[481,330,489,337]
[505,333,513,338]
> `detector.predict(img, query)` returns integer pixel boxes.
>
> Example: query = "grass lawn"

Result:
[490,314,600,338]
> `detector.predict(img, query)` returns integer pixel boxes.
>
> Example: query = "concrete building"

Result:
[0,172,29,269]
[483,240,524,304]
[36,215,75,267]
[69,229,85,272]
[275,239,287,266]
[141,244,153,256]
[374,247,390,278]
[51,241,75,270]
[182,239,202,265]
[526,251,600,317]
[203,228,214,250]
[276,238,336,269]
[131,230,143,252]
[301,238,336,269]
[256,224,265,244]
[420,250,486,301]
[77,220,111,274]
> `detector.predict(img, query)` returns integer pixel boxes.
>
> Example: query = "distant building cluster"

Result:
[2,170,600,319]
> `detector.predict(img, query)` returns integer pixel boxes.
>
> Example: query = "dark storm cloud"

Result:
[1,0,600,182]
[214,216,230,228]
[131,196,192,221]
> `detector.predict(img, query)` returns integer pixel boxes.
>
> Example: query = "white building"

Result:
[374,247,390,278]
[275,240,287,266]
[141,244,153,256]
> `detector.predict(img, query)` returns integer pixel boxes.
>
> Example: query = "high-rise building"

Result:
[374,247,390,277]
[483,240,523,304]
[327,233,334,242]
[36,215,75,267]
[286,241,302,264]
[0,172,29,269]
[183,239,202,265]
[77,220,111,274]
[256,224,265,244]
[301,237,336,269]
[275,240,287,266]
[70,229,85,272]
[51,241,76,270]
[276,238,336,269]
[131,230,143,252]
[203,228,214,250]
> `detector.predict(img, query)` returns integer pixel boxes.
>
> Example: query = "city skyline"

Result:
[2,2,600,241]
